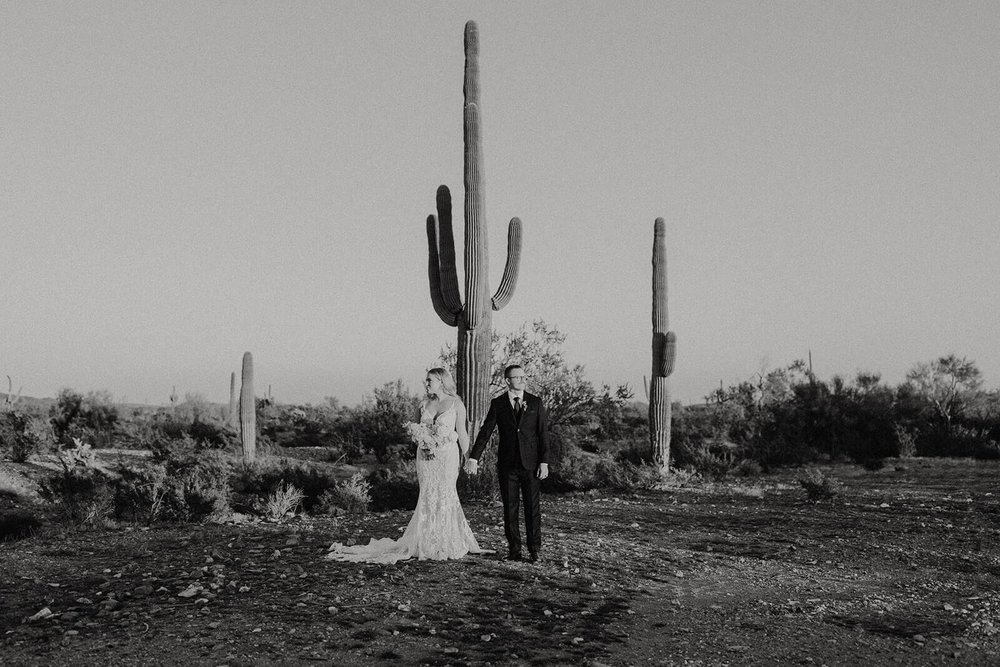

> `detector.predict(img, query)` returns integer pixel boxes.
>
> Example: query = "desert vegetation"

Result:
[1,318,997,537]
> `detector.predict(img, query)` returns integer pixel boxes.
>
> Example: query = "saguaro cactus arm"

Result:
[491,217,522,311]
[435,186,463,314]
[427,214,461,327]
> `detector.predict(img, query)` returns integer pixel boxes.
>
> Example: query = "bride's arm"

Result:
[455,400,470,459]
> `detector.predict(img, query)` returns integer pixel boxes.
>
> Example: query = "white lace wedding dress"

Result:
[326,405,490,563]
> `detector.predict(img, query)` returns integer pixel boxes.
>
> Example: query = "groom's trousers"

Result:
[499,465,541,556]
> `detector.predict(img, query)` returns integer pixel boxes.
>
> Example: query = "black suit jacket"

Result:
[470,391,550,470]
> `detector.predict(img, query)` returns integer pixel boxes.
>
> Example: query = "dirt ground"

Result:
[2,458,999,666]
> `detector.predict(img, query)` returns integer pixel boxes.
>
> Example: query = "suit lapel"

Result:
[515,393,530,425]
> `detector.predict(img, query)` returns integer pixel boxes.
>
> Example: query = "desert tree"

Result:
[905,355,983,427]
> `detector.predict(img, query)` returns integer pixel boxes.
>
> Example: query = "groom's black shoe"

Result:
[505,551,523,562]
[527,552,541,564]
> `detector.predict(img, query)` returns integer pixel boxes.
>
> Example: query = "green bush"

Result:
[333,381,420,464]
[0,411,54,463]
[259,401,345,450]
[318,472,371,515]
[594,454,662,491]
[366,460,420,512]
[259,482,305,521]
[543,440,664,492]
[797,467,841,502]
[0,509,43,541]
[862,457,886,471]
[50,388,119,448]
[543,441,601,492]
[111,463,169,524]
[39,461,113,524]
[230,459,338,515]
[140,437,234,521]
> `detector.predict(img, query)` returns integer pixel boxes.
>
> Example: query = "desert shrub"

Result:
[173,452,232,522]
[917,423,1000,459]
[259,401,345,450]
[732,458,763,477]
[591,385,648,442]
[613,442,651,466]
[0,509,43,541]
[0,411,54,463]
[140,438,233,521]
[59,438,96,468]
[39,461,113,524]
[543,441,601,492]
[230,459,338,515]
[594,454,663,491]
[317,472,372,515]
[797,467,841,502]
[50,388,119,448]
[116,408,237,453]
[186,419,236,449]
[862,457,886,471]
[333,381,420,464]
[173,393,223,425]
[111,463,169,524]
[260,482,305,521]
[659,466,702,488]
[367,459,420,512]
[895,424,918,458]
[671,438,734,480]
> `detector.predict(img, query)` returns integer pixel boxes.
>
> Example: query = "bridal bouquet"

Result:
[405,422,441,460]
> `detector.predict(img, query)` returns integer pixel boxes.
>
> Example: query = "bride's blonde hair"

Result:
[426,367,458,397]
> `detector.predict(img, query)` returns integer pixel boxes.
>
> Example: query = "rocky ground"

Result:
[1,458,999,666]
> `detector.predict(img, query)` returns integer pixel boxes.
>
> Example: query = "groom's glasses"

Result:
[506,374,527,382]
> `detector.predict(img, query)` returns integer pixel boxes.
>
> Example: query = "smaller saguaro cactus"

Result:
[3,375,22,409]
[228,372,238,428]
[239,352,256,464]
[649,218,677,472]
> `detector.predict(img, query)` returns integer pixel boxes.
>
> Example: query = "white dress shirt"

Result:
[508,390,525,411]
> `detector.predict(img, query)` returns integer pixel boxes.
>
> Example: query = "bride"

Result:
[326,368,490,563]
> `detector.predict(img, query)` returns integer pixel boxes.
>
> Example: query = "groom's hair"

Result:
[504,364,524,379]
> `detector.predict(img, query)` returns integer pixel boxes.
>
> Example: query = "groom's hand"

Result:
[536,463,549,480]
[464,459,479,475]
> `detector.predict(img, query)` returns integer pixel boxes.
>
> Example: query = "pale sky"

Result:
[2,1,998,407]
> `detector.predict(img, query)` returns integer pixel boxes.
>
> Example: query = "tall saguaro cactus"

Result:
[239,352,256,464]
[426,21,523,434]
[649,218,677,472]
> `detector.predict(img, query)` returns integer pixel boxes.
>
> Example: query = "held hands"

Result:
[464,458,479,476]
[536,462,549,480]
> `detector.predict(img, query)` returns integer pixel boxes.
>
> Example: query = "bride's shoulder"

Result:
[446,397,465,412]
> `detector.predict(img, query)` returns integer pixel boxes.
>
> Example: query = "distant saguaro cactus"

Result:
[2,375,22,410]
[228,372,238,429]
[426,20,523,434]
[649,218,677,472]
[239,352,256,463]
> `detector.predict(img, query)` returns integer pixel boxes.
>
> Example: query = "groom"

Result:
[465,364,550,563]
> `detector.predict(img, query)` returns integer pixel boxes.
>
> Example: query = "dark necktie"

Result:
[513,396,523,418]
